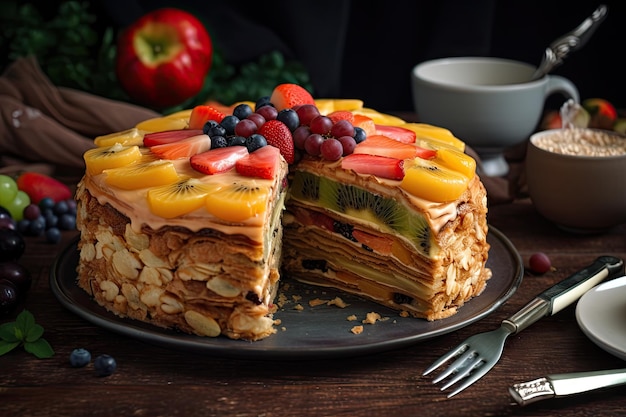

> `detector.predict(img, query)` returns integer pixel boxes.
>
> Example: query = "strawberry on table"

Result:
[16,172,72,204]
[270,84,315,111]
[257,120,295,164]
[188,105,226,130]
[341,153,405,180]
[235,145,281,179]
[190,146,249,175]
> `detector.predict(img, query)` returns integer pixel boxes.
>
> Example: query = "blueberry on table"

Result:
[94,354,117,376]
[69,348,91,368]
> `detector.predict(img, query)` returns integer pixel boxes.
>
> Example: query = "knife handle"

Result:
[539,255,623,314]
[502,256,623,334]
[509,368,626,406]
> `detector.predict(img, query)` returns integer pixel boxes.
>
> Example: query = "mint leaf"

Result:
[25,323,44,343]
[24,338,54,359]
[0,310,54,358]
[0,340,20,355]
[0,322,18,342]
[15,310,35,334]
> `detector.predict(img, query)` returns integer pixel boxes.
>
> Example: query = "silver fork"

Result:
[423,255,624,398]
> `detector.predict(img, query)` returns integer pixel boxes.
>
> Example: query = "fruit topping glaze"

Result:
[83,83,477,235]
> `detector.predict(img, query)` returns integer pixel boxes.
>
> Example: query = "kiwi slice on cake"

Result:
[147,177,212,218]
[291,171,433,256]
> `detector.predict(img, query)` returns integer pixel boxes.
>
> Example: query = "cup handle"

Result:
[545,75,579,103]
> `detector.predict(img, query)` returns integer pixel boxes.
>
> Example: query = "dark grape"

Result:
[320,138,343,161]
[0,229,25,261]
[330,120,355,138]
[69,348,91,368]
[245,134,267,152]
[234,119,258,137]
[293,126,311,150]
[338,136,357,156]
[528,252,552,274]
[304,134,324,156]
[94,354,117,376]
[277,109,299,132]
[0,279,18,316]
[0,216,16,230]
[309,115,333,135]
[353,127,367,143]
[219,115,240,136]
[23,204,41,221]
[233,103,253,120]
[295,104,320,126]
[0,261,32,293]
[246,113,266,128]
[256,106,278,121]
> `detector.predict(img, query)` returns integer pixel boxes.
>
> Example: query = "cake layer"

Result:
[75,166,288,341]
[283,159,491,320]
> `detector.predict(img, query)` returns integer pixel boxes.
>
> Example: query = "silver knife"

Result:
[509,368,626,406]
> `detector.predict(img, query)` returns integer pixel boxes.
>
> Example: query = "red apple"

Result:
[115,8,213,109]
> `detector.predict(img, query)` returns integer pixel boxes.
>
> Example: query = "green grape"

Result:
[4,190,31,221]
[0,175,18,208]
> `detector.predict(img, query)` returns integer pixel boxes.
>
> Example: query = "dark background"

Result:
[3,1,625,113]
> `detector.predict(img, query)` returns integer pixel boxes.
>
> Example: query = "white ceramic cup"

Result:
[412,57,579,176]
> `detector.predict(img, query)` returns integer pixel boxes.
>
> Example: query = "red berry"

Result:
[529,252,552,274]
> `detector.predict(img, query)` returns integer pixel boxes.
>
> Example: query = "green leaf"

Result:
[0,322,18,342]
[24,338,54,359]
[0,339,20,355]
[15,310,35,335]
[25,323,44,343]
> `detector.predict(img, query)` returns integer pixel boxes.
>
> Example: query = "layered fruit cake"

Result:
[75,84,491,341]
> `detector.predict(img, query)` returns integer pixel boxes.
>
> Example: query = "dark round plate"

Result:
[50,226,523,360]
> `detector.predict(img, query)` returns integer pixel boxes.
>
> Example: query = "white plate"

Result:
[576,275,626,360]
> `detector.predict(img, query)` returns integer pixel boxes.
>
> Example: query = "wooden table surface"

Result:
[1,197,625,417]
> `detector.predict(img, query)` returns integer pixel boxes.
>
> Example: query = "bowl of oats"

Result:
[526,127,626,233]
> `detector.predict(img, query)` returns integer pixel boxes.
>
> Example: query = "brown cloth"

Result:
[0,56,525,205]
[0,56,160,179]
